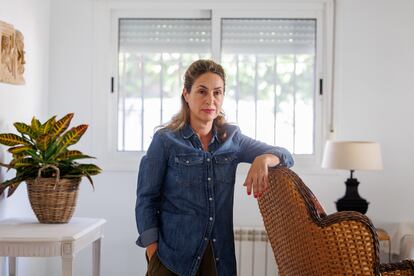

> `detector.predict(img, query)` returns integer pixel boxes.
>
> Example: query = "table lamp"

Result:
[321,141,383,214]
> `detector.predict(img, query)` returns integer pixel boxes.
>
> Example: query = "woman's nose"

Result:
[206,92,215,105]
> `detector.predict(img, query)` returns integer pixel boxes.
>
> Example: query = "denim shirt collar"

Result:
[181,123,219,142]
[181,123,195,139]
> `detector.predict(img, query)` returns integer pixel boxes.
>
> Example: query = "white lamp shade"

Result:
[321,141,383,170]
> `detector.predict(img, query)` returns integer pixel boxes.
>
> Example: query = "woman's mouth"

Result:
[201,109,216,114]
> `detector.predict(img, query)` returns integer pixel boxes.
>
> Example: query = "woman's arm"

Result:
[237,130,293,167]
[135,131,168,258]
[236,129,294,198]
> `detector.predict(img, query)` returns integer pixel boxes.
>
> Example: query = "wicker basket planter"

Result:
[26,165,81,224]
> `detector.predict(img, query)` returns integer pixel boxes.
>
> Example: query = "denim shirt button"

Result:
[204,237,208,241]
[207,177,211,181]
[209,197,213,201]
[209,217,213,221]
[212,238,216,242]
[197,256,201,260]
[186,160,189,164]
[206,158,210,162]
[215,258,219,262]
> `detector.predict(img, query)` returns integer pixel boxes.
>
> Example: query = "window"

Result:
[221,19,316,154]
[118,18,212,151]
[93,2,333,171]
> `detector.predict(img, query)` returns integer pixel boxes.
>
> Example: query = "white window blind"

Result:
[119,19,211,53]
[222,19,315,54]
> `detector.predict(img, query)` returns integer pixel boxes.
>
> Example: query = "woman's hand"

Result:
[146,242,158,261]
[244,154,280,198]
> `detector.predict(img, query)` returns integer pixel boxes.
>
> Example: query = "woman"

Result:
[136,59,294,276]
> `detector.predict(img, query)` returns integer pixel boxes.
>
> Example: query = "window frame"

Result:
[91,0,335,174]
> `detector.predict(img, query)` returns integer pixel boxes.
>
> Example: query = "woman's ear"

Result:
[182,89,189,103]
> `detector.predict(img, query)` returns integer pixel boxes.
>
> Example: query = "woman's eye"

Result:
[198,90,206,94]
[214,90,223,96]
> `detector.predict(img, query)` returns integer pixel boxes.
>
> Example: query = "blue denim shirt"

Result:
[135,123,293,276]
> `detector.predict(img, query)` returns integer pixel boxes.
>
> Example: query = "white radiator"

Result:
[234,227,279,276]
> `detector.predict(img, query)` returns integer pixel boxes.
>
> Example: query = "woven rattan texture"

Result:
[26,177,81,223]
[380,261,414,275]
[258,167,414,276]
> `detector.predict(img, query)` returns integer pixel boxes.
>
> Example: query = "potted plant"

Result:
[0,113,101,223]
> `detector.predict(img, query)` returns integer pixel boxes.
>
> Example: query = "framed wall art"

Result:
[0,20,25,85]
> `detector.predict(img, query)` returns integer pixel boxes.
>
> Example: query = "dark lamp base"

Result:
[335,177,369,214]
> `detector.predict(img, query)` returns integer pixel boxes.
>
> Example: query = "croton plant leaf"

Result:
[13,122,37,140]
[0,133,29,146]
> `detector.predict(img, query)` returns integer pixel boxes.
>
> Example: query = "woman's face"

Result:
[183,72,224,125]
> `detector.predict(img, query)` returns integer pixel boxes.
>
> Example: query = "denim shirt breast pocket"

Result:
[213,153,237,184]
[173,153,204,186]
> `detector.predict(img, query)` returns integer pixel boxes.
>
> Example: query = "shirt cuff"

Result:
[136,227,159,247]
[265,148,294,168]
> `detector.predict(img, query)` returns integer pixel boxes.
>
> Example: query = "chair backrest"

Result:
[258,167,380,276]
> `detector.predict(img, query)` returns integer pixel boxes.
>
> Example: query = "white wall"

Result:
[328,0,414,223]
[0,0,51,274]
[46,0,414,275]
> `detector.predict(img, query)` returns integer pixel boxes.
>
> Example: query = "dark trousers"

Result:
[146,242,217,276]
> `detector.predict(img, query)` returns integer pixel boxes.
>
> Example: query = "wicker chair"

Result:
[258,167,414,276]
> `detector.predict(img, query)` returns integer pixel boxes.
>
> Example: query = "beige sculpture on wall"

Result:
[0,20,25,85]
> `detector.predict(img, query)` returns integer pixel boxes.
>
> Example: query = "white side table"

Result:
[0,217,105,276]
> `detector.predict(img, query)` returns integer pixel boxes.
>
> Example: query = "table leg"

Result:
[8,257,16,276]
[388,239,392,262]
[62,256,74,276]
[92,238,101,276]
